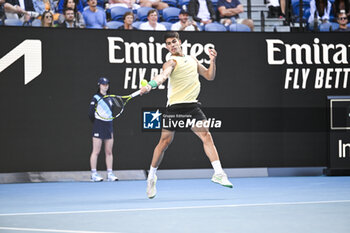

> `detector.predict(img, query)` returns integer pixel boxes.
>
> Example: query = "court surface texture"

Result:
[0,176,349,233]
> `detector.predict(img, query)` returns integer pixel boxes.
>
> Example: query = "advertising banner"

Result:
[1,27,349,172]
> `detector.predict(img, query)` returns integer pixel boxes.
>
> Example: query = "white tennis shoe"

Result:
[107,173,118,181]
[91,173,103,182]
[211,173,233,188]
[146,175,157,199]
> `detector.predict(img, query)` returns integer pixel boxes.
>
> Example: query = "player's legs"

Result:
[146,129,175,198]
[151,129,175,168]
[191,125,219,162]
[192,123,233,188]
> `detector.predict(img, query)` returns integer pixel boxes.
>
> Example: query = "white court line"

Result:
[0,200,350,217]
[0,227,123,233]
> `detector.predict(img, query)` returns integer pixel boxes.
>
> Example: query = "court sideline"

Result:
[0,176,349,233]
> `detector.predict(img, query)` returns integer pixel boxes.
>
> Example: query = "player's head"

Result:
[164,32,182,55]
[97,77,110,94]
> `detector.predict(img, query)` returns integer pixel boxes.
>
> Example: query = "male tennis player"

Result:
[140,32,232,199]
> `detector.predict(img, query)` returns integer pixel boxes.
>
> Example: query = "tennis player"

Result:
[140,32,232,199]
[88,77,118,182]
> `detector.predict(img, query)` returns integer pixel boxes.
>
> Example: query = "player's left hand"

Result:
[208,48,217,61]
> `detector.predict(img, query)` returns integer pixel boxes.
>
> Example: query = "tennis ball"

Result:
[141,79,148,87]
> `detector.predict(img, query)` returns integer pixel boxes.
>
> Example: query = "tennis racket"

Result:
[95,81,147,120]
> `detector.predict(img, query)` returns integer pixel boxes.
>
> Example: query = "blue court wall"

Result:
[0,27,349,173]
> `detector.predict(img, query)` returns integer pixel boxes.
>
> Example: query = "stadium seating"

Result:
[31,19,42,27]
[4,19,23,26]
[331,22,340,30]
[292,0,311,23]
[137,7,154,22]
[163,0,178,7]
[318,22,332,31]
[106,21,124,29]
[132,21,143,29]
[162,7,181,22]
[229,23,251,32]
[111,7,132,22]
[160,21,173,30]
[204,22,227,31]
[178,0,190,8]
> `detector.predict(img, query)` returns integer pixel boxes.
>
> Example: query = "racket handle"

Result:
[130,90,141,98]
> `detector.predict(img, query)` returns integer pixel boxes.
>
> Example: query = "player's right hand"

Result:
[140,85,151,96]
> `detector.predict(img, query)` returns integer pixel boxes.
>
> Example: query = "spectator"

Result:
[33,0,59,20]
[4,0,38,21]
[109,0,140,10]
[57,7,78,27]
[171,9,199,31]
[188,0,216,26]
[117,11,136,29]
[83,0,107,29]
[1,0,29,21]
[267,0,285,18]
[139,0,168,10]
[58,0,85,27]
[0,0,4,21]
[308,0,331,25]
[334,0,350,20]
[334,10,350,31]
[41,9,54,26]
[139,9,166,30]
[217,0,254,31]
[5,0,35,12]
[58,0,83,14]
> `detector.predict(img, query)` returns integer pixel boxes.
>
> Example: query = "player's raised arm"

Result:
[197,48,217,81]
[140,59,177,95]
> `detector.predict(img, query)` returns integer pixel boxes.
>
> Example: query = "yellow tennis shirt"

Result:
[167,55,200,106]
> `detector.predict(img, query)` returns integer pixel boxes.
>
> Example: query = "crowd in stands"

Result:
[0,0,349,31]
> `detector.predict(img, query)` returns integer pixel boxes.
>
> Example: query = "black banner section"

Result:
[1,27,350,173]
[142,107,329,132]
[325,96,350,175]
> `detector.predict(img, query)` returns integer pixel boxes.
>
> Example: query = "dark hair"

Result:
[63,7,74,14]
[96,85,110,94]
[316,0,329,16]
[147,9,158,17]
[63,0,78,12]
[334,0,350,16]
[123,11,134,20]
[164,32,180,42]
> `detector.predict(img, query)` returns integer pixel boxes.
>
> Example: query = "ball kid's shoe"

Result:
[91,173,103,182]
[107,173,118,181]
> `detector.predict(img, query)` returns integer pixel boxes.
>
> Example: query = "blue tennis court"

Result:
[0,176,350,233]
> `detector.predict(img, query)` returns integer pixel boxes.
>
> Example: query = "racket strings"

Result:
[95,96,124,120]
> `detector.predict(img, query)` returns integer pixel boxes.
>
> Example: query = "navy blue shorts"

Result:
[92,119,113,139]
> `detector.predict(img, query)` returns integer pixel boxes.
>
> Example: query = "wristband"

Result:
[149,80,158,89]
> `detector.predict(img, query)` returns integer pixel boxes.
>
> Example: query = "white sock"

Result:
[148,166,158,180]
[107,169,113,174]
[91,169,97,174]
[211,160,224,174]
